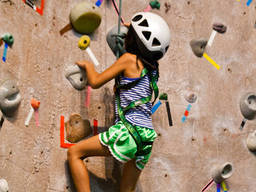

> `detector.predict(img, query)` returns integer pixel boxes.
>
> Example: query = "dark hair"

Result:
[124,26,159,79]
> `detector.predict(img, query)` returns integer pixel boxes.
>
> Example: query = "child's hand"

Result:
[76,61,87,69]
[123,22,130,28]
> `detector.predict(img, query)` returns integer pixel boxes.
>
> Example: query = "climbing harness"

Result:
[115,63,159,155]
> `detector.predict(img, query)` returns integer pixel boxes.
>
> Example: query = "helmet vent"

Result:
[132,15,143,22]
[165,46,169,52]
[152,38,161,46]
[138,19,149,27]
[142,31,151,40]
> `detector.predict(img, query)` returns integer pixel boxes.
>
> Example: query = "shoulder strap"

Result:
[115,68,148,91]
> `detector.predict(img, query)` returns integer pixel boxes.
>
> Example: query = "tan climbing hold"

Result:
[70,1,102,34]
[240,92,256,120]
[247,130,256,152]
[190,39,208,57]
[185,92,197,103]
[65,114,92,143]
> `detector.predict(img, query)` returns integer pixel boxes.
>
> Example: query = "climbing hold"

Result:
[65,65,87,91]
[211,162,233,183]
[185,92,197,103]
[247,130,256,152]
[65,114,92,143]
[240,92,256,120]
[25,98,40,127]
[213,23,227,34]
[149,0,161,9]
[78,35,90,50]
[0,80,21,117]
[159,93,168,100]
[207,23,226,47]
[1,33,14,47]
[0,179,9,192]
[78,35,99,66]
[70,1,102,34]
[190,39,208,57]
[106,25,128,56]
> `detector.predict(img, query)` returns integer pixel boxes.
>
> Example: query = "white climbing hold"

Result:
[211,162,233,183]
[247,130,256,152]
[0,179,9,192]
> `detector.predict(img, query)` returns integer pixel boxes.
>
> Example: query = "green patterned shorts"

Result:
[99,121,157,170]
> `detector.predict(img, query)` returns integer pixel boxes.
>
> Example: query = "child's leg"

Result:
[120,159,142,192]
[67,135,111,192]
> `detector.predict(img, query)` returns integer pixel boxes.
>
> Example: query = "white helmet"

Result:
[131,12,171,60]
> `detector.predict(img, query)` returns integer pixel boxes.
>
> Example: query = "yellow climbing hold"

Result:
[78,35,90,50]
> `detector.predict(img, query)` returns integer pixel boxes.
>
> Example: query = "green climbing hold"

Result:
[159,93,168,100]
[70,2,102,34]
[1,33,14,47]
[150,0,160,9]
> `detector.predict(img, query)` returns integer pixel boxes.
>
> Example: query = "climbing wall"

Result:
[0,0,256,191]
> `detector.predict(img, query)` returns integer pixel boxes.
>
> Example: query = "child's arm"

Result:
[76,53,131,89]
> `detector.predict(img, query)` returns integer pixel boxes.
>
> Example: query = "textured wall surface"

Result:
[0,0,256,191]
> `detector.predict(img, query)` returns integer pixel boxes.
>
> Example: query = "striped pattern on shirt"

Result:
[115,71,157,129]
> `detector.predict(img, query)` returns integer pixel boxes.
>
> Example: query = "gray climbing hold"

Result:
[185,93,197,103]
[213,23,227,34]
[65,114,92,143]
[65,65,87,91]
[211,162,233,183]
[247,130,256,152]
[0,179,9,192]
[190,39,208,57]
[0,80,21,117]
[106,25,128,56]
[240,92,256,120]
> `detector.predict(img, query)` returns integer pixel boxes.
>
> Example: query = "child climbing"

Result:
[67,12,171,192]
